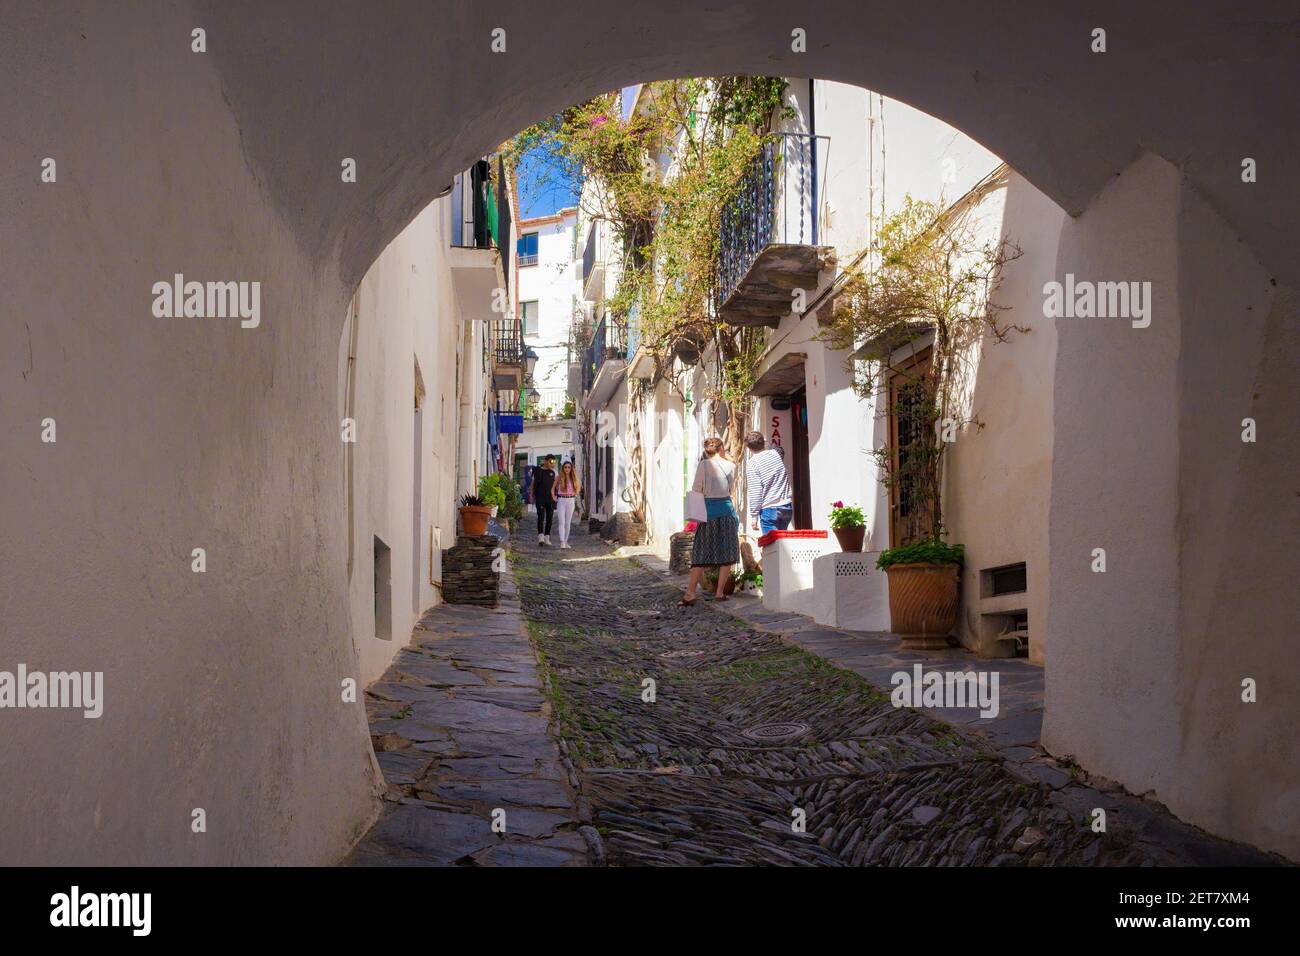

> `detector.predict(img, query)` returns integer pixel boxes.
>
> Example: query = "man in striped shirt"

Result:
[744,431,793,535]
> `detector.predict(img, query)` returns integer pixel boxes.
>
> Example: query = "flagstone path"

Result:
[345,571,590,866]
[349,513,1278,867]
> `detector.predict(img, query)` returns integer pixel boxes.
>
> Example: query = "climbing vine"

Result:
[819,188,1023,542]
[508,76,793,477]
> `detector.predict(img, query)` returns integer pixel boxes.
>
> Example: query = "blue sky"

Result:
[516,144,581,219]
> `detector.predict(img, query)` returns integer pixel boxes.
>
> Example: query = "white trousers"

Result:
[556,496,576,546]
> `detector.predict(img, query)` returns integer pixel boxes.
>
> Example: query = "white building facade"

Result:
[512,208,580,479]
[575,79,1062,665]
[347,155,515,687]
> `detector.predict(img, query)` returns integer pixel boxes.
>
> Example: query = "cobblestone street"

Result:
[512,516,1276,868]
[346,513,1277,867]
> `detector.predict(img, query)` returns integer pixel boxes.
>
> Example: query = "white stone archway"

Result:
[1,1,1295,863]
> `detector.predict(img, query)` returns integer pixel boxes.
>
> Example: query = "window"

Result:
[373,536,392,641]
[520,300,539,336]
[517,232,538,267]
[982,562,1028,597]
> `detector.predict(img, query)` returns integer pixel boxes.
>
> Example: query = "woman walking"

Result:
[680,437,739,605]
[554,461,581,550]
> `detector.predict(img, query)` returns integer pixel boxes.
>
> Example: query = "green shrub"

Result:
[876,538,965,570]
[479,472,524,527]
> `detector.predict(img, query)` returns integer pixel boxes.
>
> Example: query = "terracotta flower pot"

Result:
[884,562,960,649]
[459,505,492,537]
[833,525,865,552]
[704,567,738,596]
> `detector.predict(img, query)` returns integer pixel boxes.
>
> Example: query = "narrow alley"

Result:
[4,3,1296,928]
[351,518,1271,867]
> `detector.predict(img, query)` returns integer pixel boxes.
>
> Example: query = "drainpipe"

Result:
[344,295,360,581]
[809,77,818,246]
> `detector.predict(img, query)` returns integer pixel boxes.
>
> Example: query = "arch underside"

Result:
[195,0,1299,294]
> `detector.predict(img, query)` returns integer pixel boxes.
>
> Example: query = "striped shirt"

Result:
[746,448,792,519]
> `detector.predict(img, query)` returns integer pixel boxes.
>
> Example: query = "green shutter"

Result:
[486,183,500,246]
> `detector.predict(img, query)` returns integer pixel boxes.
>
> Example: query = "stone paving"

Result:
[510,518,1278,867]
[346,569,589,866]
[346,513,1277,867]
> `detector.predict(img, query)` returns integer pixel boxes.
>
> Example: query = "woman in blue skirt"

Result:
[680,436,739,605]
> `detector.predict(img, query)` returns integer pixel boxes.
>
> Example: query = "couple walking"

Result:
[680,431,791,605]
[528,455,581,549]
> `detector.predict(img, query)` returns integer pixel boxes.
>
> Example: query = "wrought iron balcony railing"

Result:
[491,318,524,367]
[716,132,830,310]
[581,313,631,393]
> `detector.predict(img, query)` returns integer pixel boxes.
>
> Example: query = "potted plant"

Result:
[478,473,524,530]
[458,493,492,536]
[828,501,866,552]
[876,539,965,648]
[734,568,763,597]
[703,564,738,597]
[478,475,506,518]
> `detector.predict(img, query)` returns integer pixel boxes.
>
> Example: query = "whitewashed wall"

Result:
[343,197,480,687]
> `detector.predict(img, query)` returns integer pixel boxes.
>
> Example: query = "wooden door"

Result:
[887,349,935,547]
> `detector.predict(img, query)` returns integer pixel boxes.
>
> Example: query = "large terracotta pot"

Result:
[884,562,959,649]
[833,525,865,552]
[459,505,492,537]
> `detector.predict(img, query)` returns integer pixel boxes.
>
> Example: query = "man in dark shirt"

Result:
[530,455,557,546]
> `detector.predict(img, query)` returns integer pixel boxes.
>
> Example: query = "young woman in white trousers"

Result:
[554,461,581,549]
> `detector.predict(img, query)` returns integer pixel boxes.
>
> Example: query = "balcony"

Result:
[582,224,605,304]
[581,313,629,410]
[524,388,573,422]
[716,133,834,328]
[491,318,524,392]
[449,155,512,321]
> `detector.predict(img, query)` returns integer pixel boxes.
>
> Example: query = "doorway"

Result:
[789,387,813,529]
[887,348,935,547]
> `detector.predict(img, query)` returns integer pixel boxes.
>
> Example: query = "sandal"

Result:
[678,595,697,606]
[713,594,730,602]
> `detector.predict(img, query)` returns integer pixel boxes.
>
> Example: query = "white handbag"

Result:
[686,457,714,522]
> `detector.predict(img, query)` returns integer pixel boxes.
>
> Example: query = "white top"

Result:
[692,455,736,498]
[746,447,792,518]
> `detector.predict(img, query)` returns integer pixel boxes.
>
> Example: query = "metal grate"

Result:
[989,562,1027,596]
[741,722,812,743]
